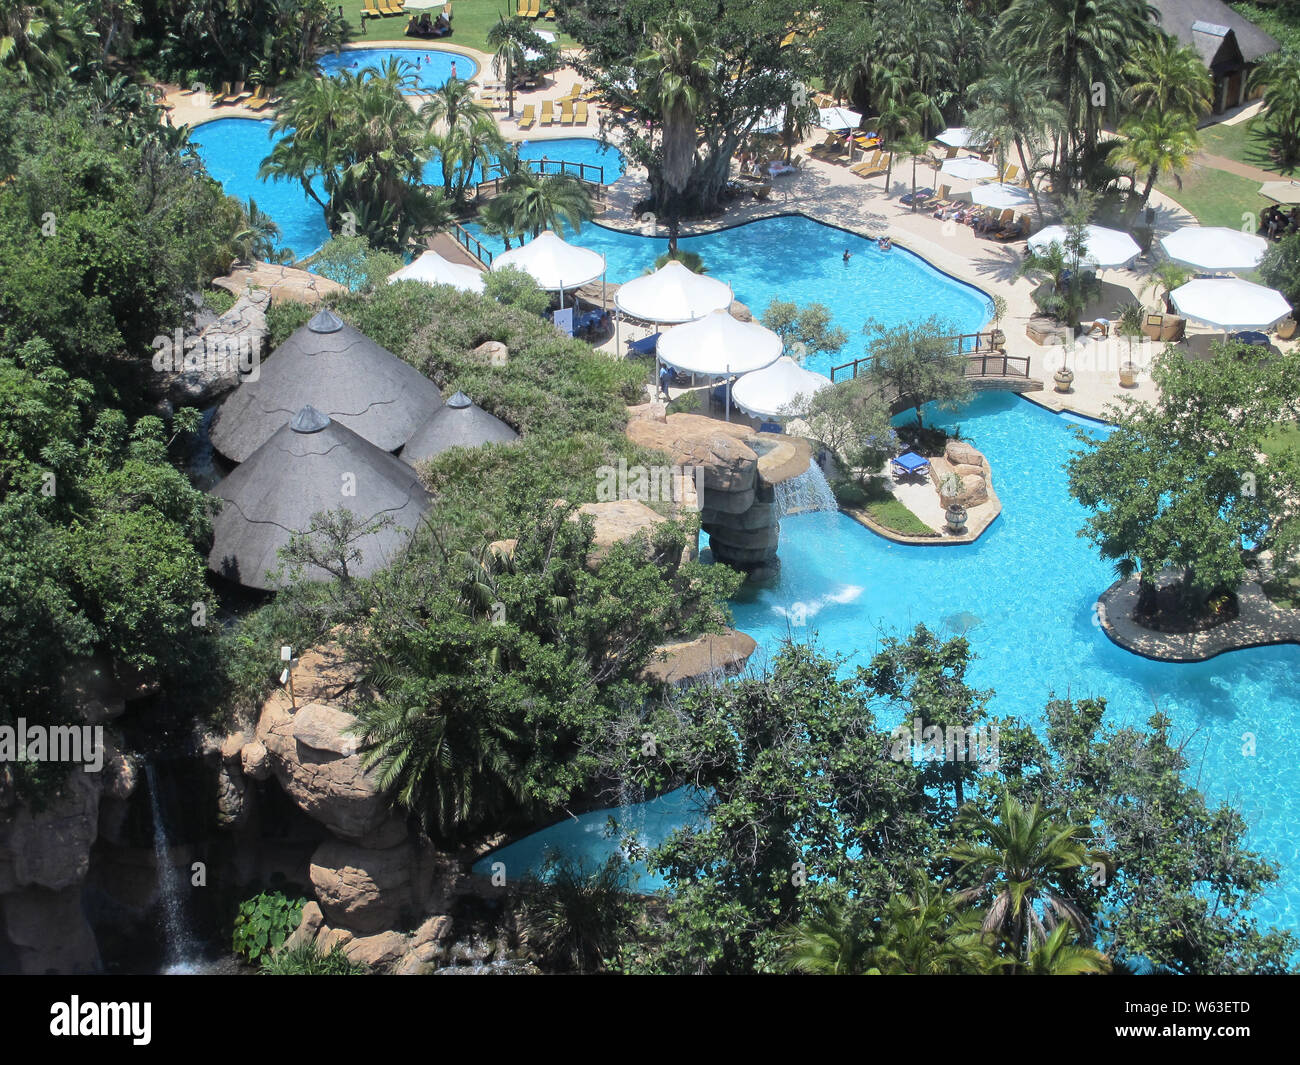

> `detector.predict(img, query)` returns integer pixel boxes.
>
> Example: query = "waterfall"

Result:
[774,463,837,518]
[144,763,200,974]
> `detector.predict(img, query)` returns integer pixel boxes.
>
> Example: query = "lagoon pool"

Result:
[477,392,1300,935]
[317,47,477,92]
[191,119,623,260]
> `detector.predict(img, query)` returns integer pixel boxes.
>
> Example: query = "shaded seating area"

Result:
[626,332,661,357]
[891,452,931,481]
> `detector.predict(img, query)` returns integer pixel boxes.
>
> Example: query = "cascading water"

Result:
[774,463,837,518]
[144,762,201,974]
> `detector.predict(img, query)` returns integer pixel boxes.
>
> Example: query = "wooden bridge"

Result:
[473,157,607,205]
[831,331,1042,394]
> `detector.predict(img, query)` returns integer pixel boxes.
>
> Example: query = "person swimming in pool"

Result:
[842,249,850,263]
[878,236,892,251]
[450,61,458,79]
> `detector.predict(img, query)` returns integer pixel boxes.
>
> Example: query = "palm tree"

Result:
[1249,49,1300,167]
[1140,260,1193,312]
[967,62,1065,220]
[1025,923,1112,974]
[948,794,1100,971]
[895,131,931,211]
[1108,107,1199,211]
[519,854,634,973]
[496,164,595,239]
[999,0,1156,170]
[429,112,506,209]
[635,10,721,252]
[0,1,80,84]
[867,881,1004,975]
[233,198,292,264]
[487,17,527,119]
[1123,35,1212,118]
[776,898,874,975]
[420,75,494,196]
[477,193,522,251]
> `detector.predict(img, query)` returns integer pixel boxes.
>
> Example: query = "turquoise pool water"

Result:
[476,392,1300,935]
[317,47,477,92]
[191,119,623,260]
[468,215,992,375]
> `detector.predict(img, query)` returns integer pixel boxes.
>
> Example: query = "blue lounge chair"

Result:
[900,187,935,207]
[627,332,661,357]
[890,451,931,480]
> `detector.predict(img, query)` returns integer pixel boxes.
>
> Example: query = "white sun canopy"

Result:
[388,250,485,293]
[404,0,447,8]
[656,309,783,376]
[1028,225,1141,269]
[1260,181,1300,205]
[731,356,832,419]
[614,261,733,324]
[492,230,605,292]
[818,106,862,131]
[935,127,985,149]
[970,182,1033,209]
[1160,226,1269,271]
[941,156,998,181]
[1170,278,1292,331]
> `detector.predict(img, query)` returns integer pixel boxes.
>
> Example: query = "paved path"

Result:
[1195,149,1291,184]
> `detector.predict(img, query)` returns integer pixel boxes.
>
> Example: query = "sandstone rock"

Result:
[282,901,325,953]
[412,914,454,948]
[215,762,248,828]
[0,770,100,894]
[214,263,346,306]
[570,500,666,566]
[945,440,986,468]
[1,885,99,973]
[393,953,435,975]
[287,642,364,706]
[471,340,508,367]
[309,839,414,934]
[958,474,989,506]
[952,462,985,479]
[705,522,781,553]
[641,630,758,687]
[754,436,813,488]
[344,930,410,969]
[700,501,776,531]
[257,696,405,846]
[487,539,517,563]
[315,925,354,952]
[240,740,271,781]
[627,401,668,424]
[220,730,251,764]
[102,743,138,803]
[163,290,270,405]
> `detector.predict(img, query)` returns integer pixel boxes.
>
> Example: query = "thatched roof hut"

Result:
[400,391,519,466]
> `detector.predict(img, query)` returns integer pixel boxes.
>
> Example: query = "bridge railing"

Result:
[963,352,1030,378]
[449,221,493,267]
[830,331,1011,382]
[475,159,607,202]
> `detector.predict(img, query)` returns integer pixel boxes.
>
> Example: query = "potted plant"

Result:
[989,294,1008,351]
[940,471,967,533]
[1116,300,1144,387]
[1141,261,1192,315]
[1054,339,1075,393]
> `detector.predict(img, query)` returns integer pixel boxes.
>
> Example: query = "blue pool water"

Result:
[469,215,992,374]
[317,47,477,92]
[478,392,1300,935]
[192,119,622,260]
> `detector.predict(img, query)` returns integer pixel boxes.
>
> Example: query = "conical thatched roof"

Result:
[209,308,443,463]
[401,392,519,466]
[208,405,432,590]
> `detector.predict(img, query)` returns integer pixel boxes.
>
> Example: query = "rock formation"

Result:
[929,439,993,509]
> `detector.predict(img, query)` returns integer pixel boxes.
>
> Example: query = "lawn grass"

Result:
[864,496,937,536]
[1198,117,1297,178]
[340,0,576,56]
[1154,160,1273,229]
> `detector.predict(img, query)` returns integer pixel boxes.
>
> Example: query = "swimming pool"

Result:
[191,120,624,260]
[467,215,992,375]
[317,47,477,92]
[476,392,1300,935]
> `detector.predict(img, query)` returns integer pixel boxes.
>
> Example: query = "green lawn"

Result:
[340,0,576,55]
[1154,160,1273,230]
[1198,116,1296,177]
[864,496,937,536]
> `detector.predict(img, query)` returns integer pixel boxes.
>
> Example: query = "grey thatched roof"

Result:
[400,392,520,466]
[209,308,443,463]
[208,405,432,590]
[1148,0,1279,64]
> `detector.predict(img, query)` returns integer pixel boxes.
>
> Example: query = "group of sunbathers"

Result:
[1263,205,1299,241]
[932,202,1004,233]
[405,12,450,37]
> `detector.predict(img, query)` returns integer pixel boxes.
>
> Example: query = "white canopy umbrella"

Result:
[731,356,831,419]
[1260,181,1300,205]
[935,127,985,149]
[755,108,785,134]
[388,250,485,294]
[1160,226,1268,271]
[523,32,556,62]
[1170,278,1292,331]
[404,0,447,8]
[657,310,783,421]
[492,230,605,304]
[1028,225,1141,269]
[818,106,862,131]
[614,261,732,324]
[941,156,998,181]
[970,182,1033,210]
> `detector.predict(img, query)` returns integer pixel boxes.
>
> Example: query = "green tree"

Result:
[760,300,847,362]
[1024,923,1112,974]
[1249,47,1300,166]
[519,854,635,973]
[233,197,292,265]
[483,264,550,315]
[487,16,529,119]
[967,62,1064,220]
[1259,230,1300,307]
[867,879,1004,975]
[1108,106,1199,210]
[804,376,898,484]
[863,315,970,429]
[1122,34,1213,118]
[493,163,595,240]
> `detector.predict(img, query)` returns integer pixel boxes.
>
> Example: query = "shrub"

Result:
[260,941,368,975]
[483,265,551,316]
[232,891,305,963]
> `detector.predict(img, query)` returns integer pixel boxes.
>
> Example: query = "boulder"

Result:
[282,901,325,953]
[641,630,758,687]
[569,500,666,566]
[309,839,415,934]
[215,762,248,828]
[471,340,508,368]
[257,696,406,846]
[240,740,271,781]
[344,930,411,970]
[163,290,270,405]
[1,885,100,974]
[952,462,985,479]
[0,769,100,894]
[411,914,454,949]
[315,925,355,952]
[944,440,986,468]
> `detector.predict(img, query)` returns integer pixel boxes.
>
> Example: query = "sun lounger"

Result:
[516,0,528,13]
[539,100,554,126]
[853,153,889,178]
[899,186,935,207]
[1000,163,1020,184]
[362,0,381,17]
[518,103,536,130]
[245,86,272,112]
[560,99,575,125]
[626,332,661,357]
[526,0,541,17]
[574,101,589,125]
[545,6,557,19]
[848,150,881,175]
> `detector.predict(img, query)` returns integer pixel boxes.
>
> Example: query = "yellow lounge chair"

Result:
[545,6,557,19]
[526,0,541,17]
[849,150,881,175]
[376,0,394,14]
[539,99,554,126]
[574,100,589,126]
[211,81,232,105]
[516,0,528,13]
[518,103,536,129]
[560,98,575,125]
[362,0,380,17]
[1001,163,1020,184]
[245,86,272,112]
[854,153,890,178]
